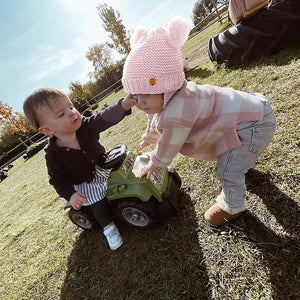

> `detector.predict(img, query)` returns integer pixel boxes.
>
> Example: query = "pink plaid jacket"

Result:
[142,80,264,166]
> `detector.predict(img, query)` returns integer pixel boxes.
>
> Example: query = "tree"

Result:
[193,0,214,25]
[0,100,30,136]
[86,43,113,80]
[84,80,102,99]
[68,81,93,111]
[0,125,21,153]
[193,1,207,28]
[193,0,226,27]
[97,3,130,55]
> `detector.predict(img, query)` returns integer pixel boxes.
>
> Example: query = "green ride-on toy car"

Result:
[64,145,181,230]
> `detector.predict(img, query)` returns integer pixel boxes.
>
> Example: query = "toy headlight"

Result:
[149,167,166,190]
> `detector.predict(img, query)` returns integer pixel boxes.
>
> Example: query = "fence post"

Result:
[18,137,28,149]
[213,0,223,24]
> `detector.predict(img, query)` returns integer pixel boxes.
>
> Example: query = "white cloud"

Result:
[25,46,81,82]
[40,0,121,85]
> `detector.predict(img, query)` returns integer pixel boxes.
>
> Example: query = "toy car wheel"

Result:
[0,171,8,181]
[68,207,99,231]
[115,198,159,229]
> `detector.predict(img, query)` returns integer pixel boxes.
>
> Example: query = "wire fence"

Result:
[1,2,229,170]
[79,79,123,111]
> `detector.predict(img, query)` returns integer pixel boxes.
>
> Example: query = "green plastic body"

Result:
[106,151,169,203]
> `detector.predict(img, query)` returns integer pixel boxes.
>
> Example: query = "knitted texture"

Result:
[122,16,190,96]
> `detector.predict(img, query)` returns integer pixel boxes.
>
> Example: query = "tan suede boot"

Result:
[204,203,243,227]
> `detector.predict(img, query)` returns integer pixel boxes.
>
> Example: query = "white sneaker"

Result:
[103,222,123,250]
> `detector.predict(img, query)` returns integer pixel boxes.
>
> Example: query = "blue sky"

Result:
[0,0,195,113]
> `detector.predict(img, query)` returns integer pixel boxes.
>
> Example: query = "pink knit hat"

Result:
[122,16,190,100]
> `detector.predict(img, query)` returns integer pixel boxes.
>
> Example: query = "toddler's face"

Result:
[134,94,164,114]
[38,96,82,136]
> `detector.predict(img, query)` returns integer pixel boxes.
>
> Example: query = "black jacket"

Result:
[45,99,131,201]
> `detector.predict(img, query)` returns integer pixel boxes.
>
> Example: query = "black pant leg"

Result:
[89,198,113,229]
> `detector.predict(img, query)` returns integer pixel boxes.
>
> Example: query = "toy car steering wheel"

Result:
[103,145,127,169]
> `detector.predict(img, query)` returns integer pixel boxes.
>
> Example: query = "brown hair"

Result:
[23,88,67,129]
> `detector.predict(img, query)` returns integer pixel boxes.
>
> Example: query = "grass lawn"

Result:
[1,19,299,300]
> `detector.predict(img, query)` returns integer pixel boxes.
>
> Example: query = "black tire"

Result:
[158,171,182,221]
[115,198,159,229]
[0,172,8,181]
[168,169,182,188]
[68,207,100,231]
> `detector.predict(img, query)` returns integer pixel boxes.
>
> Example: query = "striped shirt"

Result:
[73,167,111,205]
[142,80,264,166]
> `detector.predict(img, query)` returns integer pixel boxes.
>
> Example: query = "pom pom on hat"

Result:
[122,16,190,96]
[167,16,190,49]
[130,26,148,47]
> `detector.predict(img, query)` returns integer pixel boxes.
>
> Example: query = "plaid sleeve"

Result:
[142,117,160,144]
[150,126,191,167]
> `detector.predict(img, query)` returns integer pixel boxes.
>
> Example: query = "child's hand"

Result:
[140,161,158,179]
[136,140,149,153]
[121,93,137,111]
[70,192,87,210]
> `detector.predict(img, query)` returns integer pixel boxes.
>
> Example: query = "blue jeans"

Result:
[215,94,276,214]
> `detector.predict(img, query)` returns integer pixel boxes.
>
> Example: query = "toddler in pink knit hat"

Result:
[122,16,276,227]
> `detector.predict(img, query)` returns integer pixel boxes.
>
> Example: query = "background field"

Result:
[0,20,299,300]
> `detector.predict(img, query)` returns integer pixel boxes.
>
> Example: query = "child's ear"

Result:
[39,126,54,136]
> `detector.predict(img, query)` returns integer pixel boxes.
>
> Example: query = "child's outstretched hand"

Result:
[140,161,158,179]
[136,140,149,153]
[121,93,137,111]
[70,192,87,210]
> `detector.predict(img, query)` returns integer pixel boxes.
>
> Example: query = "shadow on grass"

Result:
[228,169,300,299]
[246,169,300,235]
[60,192,212,300]
[223,42,300,71]
[186,67,213,79]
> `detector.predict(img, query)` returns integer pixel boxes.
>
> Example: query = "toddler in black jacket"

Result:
[23,87,136,250]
